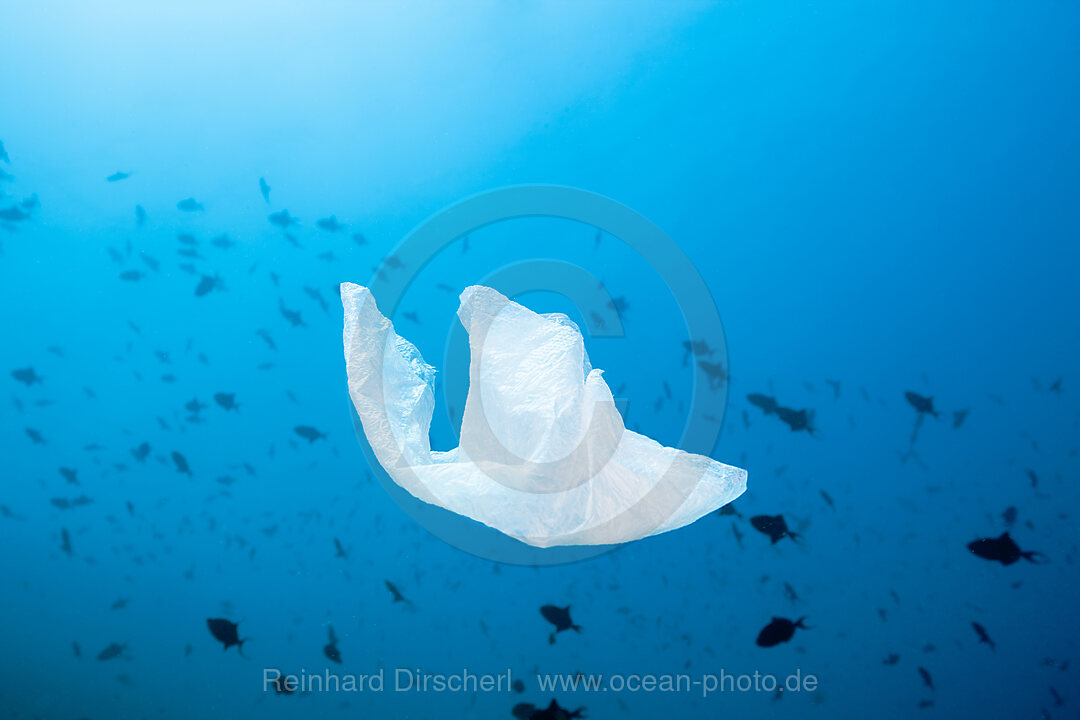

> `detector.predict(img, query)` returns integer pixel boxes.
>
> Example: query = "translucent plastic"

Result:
[342,283,746,547]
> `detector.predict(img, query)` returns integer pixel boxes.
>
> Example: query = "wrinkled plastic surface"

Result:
[342,283,747,547]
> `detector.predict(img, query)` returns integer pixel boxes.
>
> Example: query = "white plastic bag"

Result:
[342,283,746,547]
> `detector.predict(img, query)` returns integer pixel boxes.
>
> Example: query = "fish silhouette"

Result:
[540,605,582,645]
[206,618,247,655]
[756,617,808,647]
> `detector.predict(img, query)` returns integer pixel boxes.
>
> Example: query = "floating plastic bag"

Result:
[342,283,746,547]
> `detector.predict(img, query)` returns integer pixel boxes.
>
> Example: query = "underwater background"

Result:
[2,1,1079,718]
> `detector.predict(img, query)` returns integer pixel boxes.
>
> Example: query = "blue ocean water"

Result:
[2,2,1079,718]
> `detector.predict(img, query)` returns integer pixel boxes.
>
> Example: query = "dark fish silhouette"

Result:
[279,299,306,327]
[540,605,582,645]
[316,215,344,232]
[698,360,728,390]
[605,295,628,316]
[271,670,295,694]
[732,522,744,548]
[323,625,342,664]
[131,442,150,463]
[268,209,298,229]
[172,451,193,476]
[755,617,808,647]
[716,501,743,519]
[0,140,7,163]
[917,666,933,690]
[750,514,799,544]
[211,234,235,250]
[904,391,939,418]
[385,580,413,606]
[176,197,203,212]
[776,406,815,434]
[206,618,247,655]
[783,582,800,603]
[106,171,131,182]
[25,427,46,444]
[97,642,127,661]
[333,537,347,559]
[135,205,147,227]
[214,393,239,411]
[195,274,225,297]
[11,367,43,386]
[952,409,969,428]
[971,621,995,650]
[256,328,276,350]
[819,490,835,509]
[51,495,94,510]
[512,700,586,720]
[140,252,160,272]
[59,467,79,485]
[0,205,31,222]
[303,285,328,313]
[119,269,144,282]
[967,532,1042,565]
[681,339,715,366]
[1001,506,1017,527]
[258,177,271,203]
[882,653,900,665]
[747,393,778,414]
[294,426,326,443]
[60,528,73,555]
